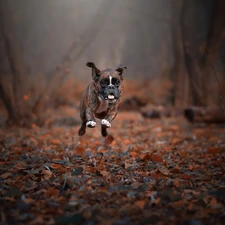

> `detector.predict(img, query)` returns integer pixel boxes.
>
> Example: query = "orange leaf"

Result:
[50,139,61,145]
[50,163,61,169]
[42,170,52,180]
[105,135,114,144]
[75,145,85,155]
[151,154,163,162]
[178,174,192,180]
[134,200,145,210]
[130,151,137,157]
[139,153,151,161]
[150,172,165,179]
[207,147,220,154]
[170,199,186,208]
[45,187,59,197]
[164,146,172,151]
[123,139,131,145]
[171,138,182,145]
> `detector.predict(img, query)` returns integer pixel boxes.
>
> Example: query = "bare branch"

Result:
[33,0,115,117]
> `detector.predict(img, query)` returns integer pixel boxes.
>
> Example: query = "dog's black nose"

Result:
[109,86,115,89]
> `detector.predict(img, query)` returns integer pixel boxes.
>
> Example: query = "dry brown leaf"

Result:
[42,170,53,180]
[130,151,138,157]
[207,147,220,154]
[131,182,142,189]
[150,154,163,162]
[158,167,171,176]
[134,200,145,210]
[170,199,186,208]
[45,187,60,197]
[50,139,61,145]
[0,173,12,179]
[171,138,182,145]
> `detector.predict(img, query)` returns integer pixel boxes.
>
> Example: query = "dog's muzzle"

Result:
[99,85,120,101]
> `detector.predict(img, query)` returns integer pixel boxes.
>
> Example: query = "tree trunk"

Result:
[170,0,189,107]
[0,2,33,126]
[181,0,206,106]
[205,0,225,65]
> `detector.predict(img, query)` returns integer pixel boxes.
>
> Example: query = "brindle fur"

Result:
[78,62,126,137]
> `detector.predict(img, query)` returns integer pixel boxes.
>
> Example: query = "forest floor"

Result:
[0,103,225,225]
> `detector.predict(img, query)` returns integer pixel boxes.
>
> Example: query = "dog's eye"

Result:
[112,78,120,86]
[100,78,108,87]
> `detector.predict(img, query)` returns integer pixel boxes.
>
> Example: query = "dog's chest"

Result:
[96,99,109,114]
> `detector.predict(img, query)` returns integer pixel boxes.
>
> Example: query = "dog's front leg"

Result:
[85,109,96,128]
[78,109,95,136]
[101,106,119,137]
[78,104,97,136]
[85,102,98,128]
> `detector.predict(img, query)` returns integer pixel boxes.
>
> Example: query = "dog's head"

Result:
[86,62,126,102]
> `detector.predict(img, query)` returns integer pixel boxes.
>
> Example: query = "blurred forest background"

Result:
[0,0,225,126]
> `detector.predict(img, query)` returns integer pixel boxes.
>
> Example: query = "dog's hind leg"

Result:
[101,126,108,137]
[78,122,86,136]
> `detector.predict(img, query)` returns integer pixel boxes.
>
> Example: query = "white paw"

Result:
[86,121,96,128]
[101,119,111,128]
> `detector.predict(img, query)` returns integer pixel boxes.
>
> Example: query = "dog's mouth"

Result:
[99,88,119,102]
[105,94,117,102]
[99,93,116,101]
[107,94,115,100]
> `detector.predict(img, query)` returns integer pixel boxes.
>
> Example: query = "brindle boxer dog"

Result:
[78,62,127,137]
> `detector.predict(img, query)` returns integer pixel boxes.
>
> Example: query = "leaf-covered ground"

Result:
[0,109,225,225]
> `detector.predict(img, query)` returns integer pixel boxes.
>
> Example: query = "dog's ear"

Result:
[86,62,101,81]
[116,65,127,76]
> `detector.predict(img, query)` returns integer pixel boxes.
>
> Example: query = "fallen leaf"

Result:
[171,138,182,145]
[207,147,220,154]
[72,167,83,176]
[178,174,192,180]
[50,139,61,145]
[151,154,163,162]
[0,173,12,179]
[42,169,53,180]
[158,167,171,176]
[139,153,151,161]
[131,182,142,189]
[45,187,59,197]
[170,199,186,208]
[134,200,145,210]
[130,151,138,157]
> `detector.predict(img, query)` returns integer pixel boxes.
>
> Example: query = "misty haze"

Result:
[0,1,225,225]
